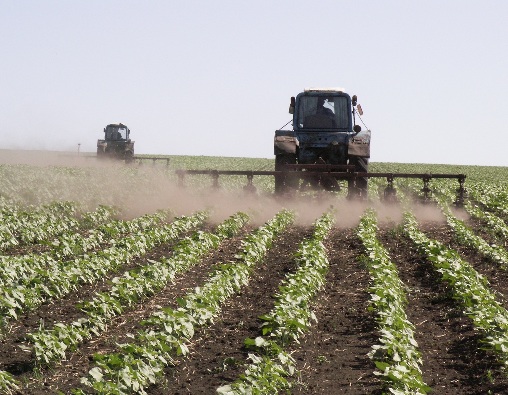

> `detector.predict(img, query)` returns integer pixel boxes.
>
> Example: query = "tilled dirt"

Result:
[3,216,508,394]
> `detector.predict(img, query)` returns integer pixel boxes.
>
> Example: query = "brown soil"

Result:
[3,215,508,394]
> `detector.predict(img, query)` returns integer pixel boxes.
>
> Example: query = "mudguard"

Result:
[274,135,299,155]
[348,129,371,158]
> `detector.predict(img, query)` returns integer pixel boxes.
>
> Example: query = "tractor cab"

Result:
[291,89,352,131]
[276,89,368,160]
[97,123,135,162]
[104,124,130,141]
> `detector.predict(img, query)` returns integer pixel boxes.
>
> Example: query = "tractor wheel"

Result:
[275,154,297,194]
[348,156,369,198]
[97,146,106,159]
[125,151,134,164]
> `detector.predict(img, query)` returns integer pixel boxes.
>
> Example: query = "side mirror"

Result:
[353,125,362,134]
[289,96,295,114]
[357,104,363,116]
[352,95,357,106]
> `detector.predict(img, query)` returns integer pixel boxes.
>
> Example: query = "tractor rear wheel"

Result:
[125,151,134,164]
[275,154,297,194]
[348,156,369,198]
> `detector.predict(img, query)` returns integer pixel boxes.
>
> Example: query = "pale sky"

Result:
[1,1,507,166]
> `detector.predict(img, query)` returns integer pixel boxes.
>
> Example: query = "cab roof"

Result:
[304,87,346,93]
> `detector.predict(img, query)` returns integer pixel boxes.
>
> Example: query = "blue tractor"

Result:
[274,88,371,196]
[175,87,466,206]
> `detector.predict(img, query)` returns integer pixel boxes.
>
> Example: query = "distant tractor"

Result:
[97,123,135,162]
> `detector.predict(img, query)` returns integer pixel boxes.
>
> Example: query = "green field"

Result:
[2,154,508,394]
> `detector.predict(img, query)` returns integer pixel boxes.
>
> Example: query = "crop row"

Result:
[0,211,205,331]
[0,205,131,289]
[469,183,508,217]
[0,208,168,288]
[438,201,508,269]
[0,200,81,251]
[403,211,508,368]
[465,202,508,243]
[357,209,429,394]
[26,212,249,367]
[71,209,294,394]
[217,211,334,394]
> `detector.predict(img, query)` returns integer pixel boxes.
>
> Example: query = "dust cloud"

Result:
[1,150,342,225]
[0,150,459,228]
[0,149,104,167]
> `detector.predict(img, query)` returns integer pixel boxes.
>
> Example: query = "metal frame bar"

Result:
[133,157,171,166]
[174,169,467,207]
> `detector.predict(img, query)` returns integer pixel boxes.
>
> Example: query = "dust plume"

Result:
[0,150,344,224]
[0,150,463,228]
[0,149,105,167]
